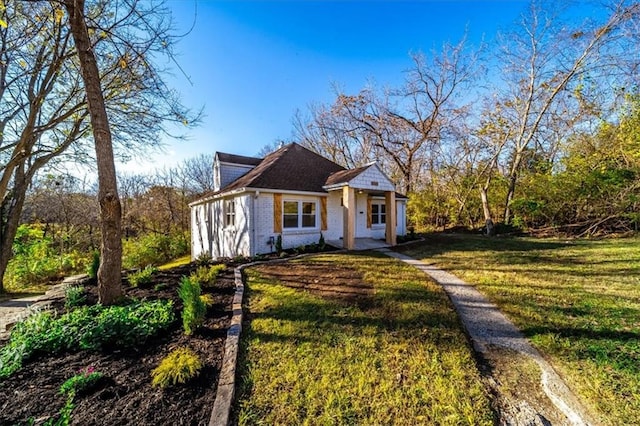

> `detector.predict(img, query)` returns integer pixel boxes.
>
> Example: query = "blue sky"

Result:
[120,0,531,172]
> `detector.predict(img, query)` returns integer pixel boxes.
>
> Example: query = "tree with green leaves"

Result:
[0,0,197,296]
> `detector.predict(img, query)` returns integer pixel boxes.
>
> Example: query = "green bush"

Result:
[151,347,203,388]
[86,251,100,279]
[127,266,158,287]
[194,253,213,267]
[177,277,206,335]
[189,264,225,287]
[122,231,189,269]
[0,300,175,379]
[5,225,90,290]
[65,285,86,309]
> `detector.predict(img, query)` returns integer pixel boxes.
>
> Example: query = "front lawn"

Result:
[234,252,493,425]
[401,234,640,425]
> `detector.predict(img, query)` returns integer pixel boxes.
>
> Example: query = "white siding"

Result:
[190,195,251,260]
[396,201,407,236]
[348,165,395,192]
[324,192,343,242]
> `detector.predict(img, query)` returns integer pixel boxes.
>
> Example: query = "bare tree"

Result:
[296,39,479,194]
[490,0,640,224]
[178,153,215,196]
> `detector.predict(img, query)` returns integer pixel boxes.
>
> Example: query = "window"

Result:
[283,200,317,229]
[371,203,386,225]
[224,199,235,227]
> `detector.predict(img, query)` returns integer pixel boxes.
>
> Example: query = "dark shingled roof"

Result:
[216,152,262,166]
[220,143,346,193]
[324,165,371,187]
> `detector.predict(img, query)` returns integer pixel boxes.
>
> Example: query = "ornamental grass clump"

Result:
[151,347,203,388]
[178,277,206,335]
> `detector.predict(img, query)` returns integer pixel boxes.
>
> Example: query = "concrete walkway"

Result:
[0,276,83,340]
[379,248,596,426]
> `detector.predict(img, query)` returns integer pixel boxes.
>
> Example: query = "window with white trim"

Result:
[224,199,235,227]
[371,202,386,225]
[283,200,317,229]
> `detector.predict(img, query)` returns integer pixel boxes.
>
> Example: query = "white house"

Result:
[189,143,407,259]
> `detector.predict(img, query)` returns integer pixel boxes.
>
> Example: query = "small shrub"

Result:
[128,265,158,287]
[189,264,225,287]
[151,347,203,388]
[65,285,86,309]
[86,251,100,279]
[178,277,206,335]
[275,235,282,253]
[318,233,326,251]
[60,367,103,398]
[200,294,215,307]
[195,252,213,267]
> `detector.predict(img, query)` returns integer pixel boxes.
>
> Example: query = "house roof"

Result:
[215,152,262,166]
[324,164,372,187]
[219,143,346,194]
[191,143,407,206]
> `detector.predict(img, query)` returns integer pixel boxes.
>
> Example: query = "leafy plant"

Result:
[65,285,86,309]
[151,347,203,388]
[189,264,225,287]
[60,367,103,398]
[177,277,206,335]
[127,265,158,287]
[195,252,213,267]
[0,300,175,379]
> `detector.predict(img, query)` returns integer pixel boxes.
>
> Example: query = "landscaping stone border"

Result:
[209,265,246,426]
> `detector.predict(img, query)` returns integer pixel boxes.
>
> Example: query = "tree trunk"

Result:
[503,150,524,225]
[480,174,495,237]
[64,0,122,304]
[0,164,29,294]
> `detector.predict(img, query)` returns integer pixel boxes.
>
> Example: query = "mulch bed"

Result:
[0,263,236,426]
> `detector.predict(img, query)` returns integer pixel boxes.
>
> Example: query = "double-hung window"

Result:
[224,199,235,227]
[283,200,317,229]
[371,202,386,225]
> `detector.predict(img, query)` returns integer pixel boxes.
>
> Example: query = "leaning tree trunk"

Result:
[480,174,495,237]
[64,0,122,304]
[0,164,30,294]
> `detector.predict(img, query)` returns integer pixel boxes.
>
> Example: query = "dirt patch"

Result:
[0,264,235,426]
[478,345,573,426]
[252,261,373,302]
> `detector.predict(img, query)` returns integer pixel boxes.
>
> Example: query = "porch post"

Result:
[343,186,355,250]
[385,191,396,246]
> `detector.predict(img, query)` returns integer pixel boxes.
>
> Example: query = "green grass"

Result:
[234,252,493,425]
[401,234,640,425]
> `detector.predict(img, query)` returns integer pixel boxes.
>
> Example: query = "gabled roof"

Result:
[324,164,373,187]
[218,143,346,194]
[215,152,262,166]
